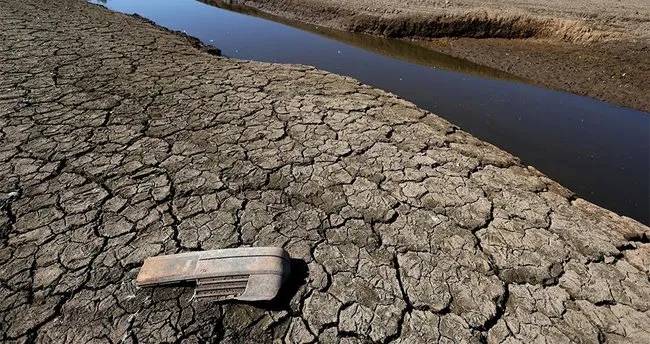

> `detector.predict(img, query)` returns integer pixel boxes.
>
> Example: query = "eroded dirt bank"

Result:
[226,0,650,111]
[1,0,649,343]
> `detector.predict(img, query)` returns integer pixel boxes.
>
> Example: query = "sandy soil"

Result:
[235,0,650,111]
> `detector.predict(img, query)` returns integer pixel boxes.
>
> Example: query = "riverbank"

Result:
[1,0,649,343]
[225,0,650,112]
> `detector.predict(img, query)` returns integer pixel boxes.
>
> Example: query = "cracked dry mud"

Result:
[1,0,649,343]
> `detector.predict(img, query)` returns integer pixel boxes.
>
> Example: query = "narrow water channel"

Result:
[91,0,650,224]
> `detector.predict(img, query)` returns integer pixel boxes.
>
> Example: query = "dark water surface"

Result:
[92,0,650,224]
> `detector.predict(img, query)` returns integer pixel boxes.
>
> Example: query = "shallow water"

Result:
[92,0,650,224]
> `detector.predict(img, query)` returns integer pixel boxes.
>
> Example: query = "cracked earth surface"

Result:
[1,0,649,343]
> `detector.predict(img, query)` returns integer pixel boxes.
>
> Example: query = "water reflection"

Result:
[202,0,522,82]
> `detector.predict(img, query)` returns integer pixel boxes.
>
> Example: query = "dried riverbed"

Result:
[1,0,649,343]
[93,0,650,229]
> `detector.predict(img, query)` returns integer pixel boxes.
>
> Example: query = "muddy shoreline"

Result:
[419,38,650,112]
[230,0,650,112]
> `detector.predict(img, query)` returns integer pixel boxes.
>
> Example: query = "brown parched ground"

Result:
[229,0,650,112]
[1,0,649,343]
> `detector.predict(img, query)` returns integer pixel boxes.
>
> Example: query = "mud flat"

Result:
[226,0,650,111]
[1,0,649,343]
